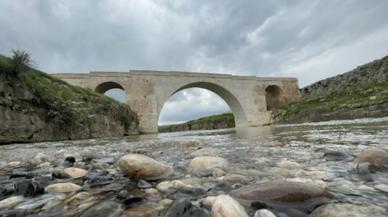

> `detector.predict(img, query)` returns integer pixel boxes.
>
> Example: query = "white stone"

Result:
[254,209,277,217]
[211,195,249,217]
[45,183,82,193]
[0,196,25,210]
[64,167,88,178]
[188,156,229,177]
[374,184,388,193]
[117,154,173,180]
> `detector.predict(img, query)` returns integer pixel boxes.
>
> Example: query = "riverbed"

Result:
[1,117,388,216]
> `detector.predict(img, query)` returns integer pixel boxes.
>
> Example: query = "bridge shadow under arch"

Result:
[265,85,283,111]
[158,81,248,130]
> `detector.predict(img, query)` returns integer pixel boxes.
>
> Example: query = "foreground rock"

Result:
[188,156,229,177]
[118,154,173,180]
[80,201,123,217]
[45,183,81,193]
[231,181,332,211]
[211,195,249,217]
[354,149,388,168]
[64,167,88,179]
[164,198,209,217]
[309,203,387,217]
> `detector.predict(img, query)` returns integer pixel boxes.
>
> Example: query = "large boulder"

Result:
[309,203,387,217]
[117,154,173,181]
[211,195,249,217]
[354,149,388,168]
[231,181,332,211]
[188,156,229,177]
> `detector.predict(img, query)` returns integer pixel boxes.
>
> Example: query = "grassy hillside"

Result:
[274,55,388,123]
[0,54,138,143]
[159,113,234,132]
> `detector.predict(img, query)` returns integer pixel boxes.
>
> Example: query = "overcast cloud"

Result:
[1,0,388,124]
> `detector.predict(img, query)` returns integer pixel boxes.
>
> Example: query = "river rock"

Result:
[354,149,388,168]
[211,195,249,217]
[323,150,353,161]
[80,200,123,217]
[201,196,217,209]
[164,198,209,217]
[188,156,229,177]
[117,154,173,180]
[374,184,388,194]
[309,203,387,217]
[0,196,25,210]
[14,179,44,197]
[231,181,332,211]
[64,167,88,178]
[156,180,192,192]
[254,209,277,217]
[122,199,172,217]
[45,183,81,193]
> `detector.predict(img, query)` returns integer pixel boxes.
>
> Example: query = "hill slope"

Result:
[0,54,138,144]
[159,113,234,132]
[274,55,388,123]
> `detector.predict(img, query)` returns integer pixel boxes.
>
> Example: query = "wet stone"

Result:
[231,181,332,213]
[52,169,71,179]
[137,179,152,189]
[323,150,353,161]
[14,179,44,197]
[164,198,210,217]
[64,156,76,168]
[309,203,388,217]
[80,200,123,217]
[123,196,143,207]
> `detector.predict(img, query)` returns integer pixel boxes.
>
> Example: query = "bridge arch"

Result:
[158,81,248,129]
[95,81,126,103]
[265,85,283,111]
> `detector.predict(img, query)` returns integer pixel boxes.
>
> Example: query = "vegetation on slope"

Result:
[274,55,388,123]
[0,53,138,143]
[159,113,235,132]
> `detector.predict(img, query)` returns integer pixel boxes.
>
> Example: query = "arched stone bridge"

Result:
[53,70,301,133]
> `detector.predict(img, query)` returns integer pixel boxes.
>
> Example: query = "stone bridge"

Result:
[53,70,301,133]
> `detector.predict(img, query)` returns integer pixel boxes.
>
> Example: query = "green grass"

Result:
[0,54,137,134]
[186,113,234,125]
[274,82,388,121]
[159,113,235,132]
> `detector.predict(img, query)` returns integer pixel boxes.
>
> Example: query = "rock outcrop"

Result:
[274,54,388,123]
[0,54,138,144]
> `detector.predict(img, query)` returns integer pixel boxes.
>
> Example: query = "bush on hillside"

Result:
[12,49,32,74]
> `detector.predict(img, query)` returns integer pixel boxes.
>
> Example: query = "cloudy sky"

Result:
[1,0,388,124]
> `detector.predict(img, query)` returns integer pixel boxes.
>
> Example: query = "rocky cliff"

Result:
[0,54,138,144]
[274,55,388,123]
[159,113,234,132]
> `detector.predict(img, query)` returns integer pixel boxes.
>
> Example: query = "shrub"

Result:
[12,49,32,74]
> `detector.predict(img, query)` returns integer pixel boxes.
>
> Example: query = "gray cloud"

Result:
[1,0,388,124]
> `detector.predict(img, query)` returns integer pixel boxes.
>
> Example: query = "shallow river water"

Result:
[1,117,388,216]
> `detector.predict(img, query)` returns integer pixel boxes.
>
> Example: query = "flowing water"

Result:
[1,117,388,216]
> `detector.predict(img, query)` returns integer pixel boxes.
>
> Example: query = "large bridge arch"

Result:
[157,81,248,128]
